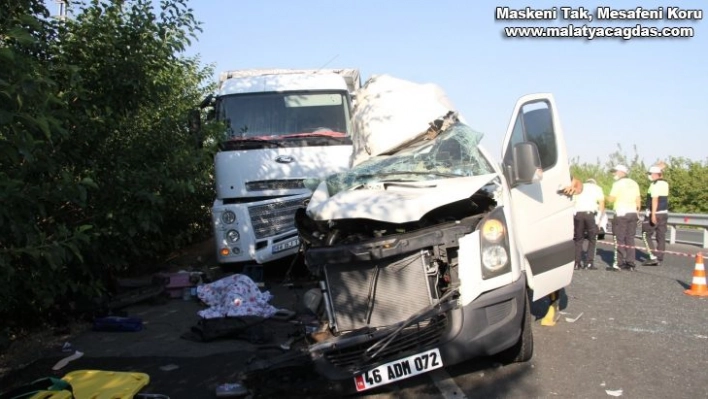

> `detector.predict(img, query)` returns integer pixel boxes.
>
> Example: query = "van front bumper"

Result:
[309,273,526,381]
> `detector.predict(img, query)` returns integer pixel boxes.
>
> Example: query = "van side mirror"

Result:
[511,142,542,185]
[188,109,203,149]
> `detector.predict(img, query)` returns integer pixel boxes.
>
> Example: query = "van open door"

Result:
[501,93,575,301]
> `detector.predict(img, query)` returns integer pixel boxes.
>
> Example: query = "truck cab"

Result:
[206,69,361,265]
[294,76,575,392]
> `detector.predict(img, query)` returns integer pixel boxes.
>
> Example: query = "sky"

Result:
[173,1,705,165]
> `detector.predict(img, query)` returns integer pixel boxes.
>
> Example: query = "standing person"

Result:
[607,165,641,271]
[641,165,669,266]
[572,178,605,270]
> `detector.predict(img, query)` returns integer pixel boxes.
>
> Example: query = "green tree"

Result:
[660,157,708,213]
[0,0,218,329]
[570,144,708,214]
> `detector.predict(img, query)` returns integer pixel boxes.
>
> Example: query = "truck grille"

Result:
[323,315,447,372]
[245,179,305,191]
[324,251,434,333]
[248,198,306,239]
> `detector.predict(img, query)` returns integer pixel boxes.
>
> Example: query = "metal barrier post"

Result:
[669,225,677,244]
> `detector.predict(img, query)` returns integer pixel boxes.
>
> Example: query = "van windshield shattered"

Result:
[326,122,495,195]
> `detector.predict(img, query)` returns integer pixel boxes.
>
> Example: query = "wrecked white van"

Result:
[294,76,575,392]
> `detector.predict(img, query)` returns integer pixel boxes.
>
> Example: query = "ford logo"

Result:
[275,155,295,164]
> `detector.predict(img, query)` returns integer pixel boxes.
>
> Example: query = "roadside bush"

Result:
[0,0,217,330]
[571,144,708,214]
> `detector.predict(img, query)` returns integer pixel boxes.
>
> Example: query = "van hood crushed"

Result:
[305,118,499,224]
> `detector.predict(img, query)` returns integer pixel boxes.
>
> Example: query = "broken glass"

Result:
[325,122,495,196]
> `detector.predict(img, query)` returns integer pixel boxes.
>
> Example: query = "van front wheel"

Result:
[498,291,533,363]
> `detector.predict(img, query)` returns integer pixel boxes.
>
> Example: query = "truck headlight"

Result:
[226,229,240,243]
[221,210,236,224]
[480,208,511,279]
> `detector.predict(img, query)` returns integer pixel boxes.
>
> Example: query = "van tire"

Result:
[498,291,533,363]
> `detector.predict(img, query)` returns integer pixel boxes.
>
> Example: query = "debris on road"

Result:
[93,316,144,332]
[215,382,249,397]
[606,389,623,396]
[159,364,179,371]
[565,312,584,323]
[51,350,84,371]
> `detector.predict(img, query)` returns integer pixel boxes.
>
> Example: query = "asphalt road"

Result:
[1,238,706,398]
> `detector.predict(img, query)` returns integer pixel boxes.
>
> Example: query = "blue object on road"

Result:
[92,316,143,332]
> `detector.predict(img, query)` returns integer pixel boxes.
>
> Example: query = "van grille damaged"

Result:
[296,204,494,375]
[324,251,436,332]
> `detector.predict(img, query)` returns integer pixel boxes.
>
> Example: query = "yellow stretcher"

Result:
[28,370,154,399]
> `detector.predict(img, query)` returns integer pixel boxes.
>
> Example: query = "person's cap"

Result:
[585,178,597,184]
[612,164,628,174]
[648,166,663,174]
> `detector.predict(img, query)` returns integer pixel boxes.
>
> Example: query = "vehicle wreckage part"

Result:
[323,250,437,332]
[309,274,527,381]
[302,287,322,315]
[301,214,481,267]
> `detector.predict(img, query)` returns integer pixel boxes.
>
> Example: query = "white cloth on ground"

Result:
[196,274,278,319]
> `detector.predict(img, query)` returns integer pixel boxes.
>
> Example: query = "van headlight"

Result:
[482,245,509,272]
[480,208,511,279]
[221,210,236,224]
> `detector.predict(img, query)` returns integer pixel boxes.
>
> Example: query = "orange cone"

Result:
[685,253,708,297]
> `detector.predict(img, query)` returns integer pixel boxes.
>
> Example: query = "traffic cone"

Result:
[541,291,560,326]
[684,253,708,297]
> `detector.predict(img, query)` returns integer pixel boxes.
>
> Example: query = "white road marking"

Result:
[430,368,469,399]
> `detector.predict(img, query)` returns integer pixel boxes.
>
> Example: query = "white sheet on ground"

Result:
[196,274,278,319]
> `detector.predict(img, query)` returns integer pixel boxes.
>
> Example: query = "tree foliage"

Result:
[571,144,708,214]
[0,0,217,329]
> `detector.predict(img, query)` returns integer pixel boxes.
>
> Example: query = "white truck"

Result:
[202,68,361,265]
[293,75,576,392]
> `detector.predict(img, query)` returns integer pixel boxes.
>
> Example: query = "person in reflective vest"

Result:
[641,165,669,266]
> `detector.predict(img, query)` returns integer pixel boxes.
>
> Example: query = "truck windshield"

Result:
[217,91,351,140]
[325,122,496,195]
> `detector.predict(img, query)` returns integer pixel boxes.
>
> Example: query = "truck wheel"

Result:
[498,291,533,363]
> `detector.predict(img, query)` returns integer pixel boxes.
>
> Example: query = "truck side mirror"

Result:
[188,109,203,149]
[511,142,542,185]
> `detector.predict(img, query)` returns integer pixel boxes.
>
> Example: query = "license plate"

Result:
[271,237,299,253]
[353,348,443,392]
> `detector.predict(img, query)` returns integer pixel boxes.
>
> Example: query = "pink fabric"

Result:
[196,274,277,319]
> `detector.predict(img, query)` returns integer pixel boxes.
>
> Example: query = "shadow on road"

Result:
[676,279,691,290]
[442,355,536,399]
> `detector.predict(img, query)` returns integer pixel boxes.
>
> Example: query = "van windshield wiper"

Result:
[222,137,284,149]
[280,132,348,140]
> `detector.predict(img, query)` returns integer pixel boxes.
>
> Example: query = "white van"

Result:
[294,77,575,392]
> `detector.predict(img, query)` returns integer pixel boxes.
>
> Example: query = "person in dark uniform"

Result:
[572,178,605,270]
[642,165,669,266]
[607,165,641,271]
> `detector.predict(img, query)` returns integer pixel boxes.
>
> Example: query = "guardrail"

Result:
[605,211,708,248]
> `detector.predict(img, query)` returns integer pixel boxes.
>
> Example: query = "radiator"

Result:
[324,250,434,333]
